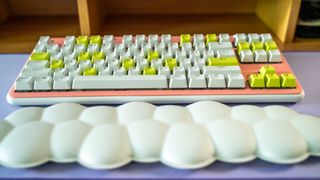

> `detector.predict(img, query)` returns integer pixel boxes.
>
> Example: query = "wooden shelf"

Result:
[0,16,80,53]
[0,0,319,52]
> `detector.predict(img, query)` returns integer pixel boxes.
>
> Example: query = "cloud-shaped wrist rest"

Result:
[0,101,319,169]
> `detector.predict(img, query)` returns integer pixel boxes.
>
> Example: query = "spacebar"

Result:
[72,75,168,89]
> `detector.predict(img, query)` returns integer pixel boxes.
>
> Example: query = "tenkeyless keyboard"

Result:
[7,34,304,105]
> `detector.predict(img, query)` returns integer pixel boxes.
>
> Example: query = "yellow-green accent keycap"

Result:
[143,66,156,75]
[180,34,191,46]
[165,58,177,71]
[207,57,239,66]
[259,65,276,76]
[206,34,217,45]
[264,41,278,51]
[92,52,105,61]
[77,36,89,45]
[147,50,159,62]
[30,52,50,61]
[237,42,250,54]
[90,35,102,45]
[265,73,280,88]
[78,52,91,61]
[122,58,135,70]
[248,74,265,88]
[83,67,98,76]
[251,42,264,51]
[280,73,296,88]
[50,60,64,69]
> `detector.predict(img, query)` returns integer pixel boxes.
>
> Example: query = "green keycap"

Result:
[207,57,239,66]
[165,58,177,71]
[251,42,264,51]
[83,67,98,76]
[122,58,135,70]
[50,60,64,69]
[259,65,276,76]
[180,34,191,46]
[147,50,159,62]
[248,74,265,88]
[30,52,50,61]
[78,52,91,62]
[280,73,296,88]
[143,66,156,75]
[237,42,250,54]
[90,35,102,45]
[206,34,217,45]
[92,52,105,61]
[77,36,89,45]
[265,73,280,88]
[264,41,278,51]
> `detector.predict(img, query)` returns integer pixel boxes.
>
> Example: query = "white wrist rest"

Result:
[0,101,319,169]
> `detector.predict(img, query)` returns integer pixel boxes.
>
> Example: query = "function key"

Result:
[37,36,51,45]
[193,34,204,44]
[161,34,172,44]
[102,35,114,44]
[180,34,191,46]
[219,34,230,42]
[90,35,102,45]
[76,36,89,45]
[206,34,217,45]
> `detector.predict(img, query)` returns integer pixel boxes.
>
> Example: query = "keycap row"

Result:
[15,73,245,91]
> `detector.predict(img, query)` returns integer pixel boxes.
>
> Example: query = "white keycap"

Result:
[187,66,201,76]
[25,61,49,69]
[239,50,254,63]
[247,33,260,43]
[135,34,146,46]
[162,51,173,59]
[72,75,168,89]
[202,66,241,77]
[64,36,76,45]
[103,35,114,44]
[98,67,113,75]
[268,49,282,63]
[47,44,60,54]
[79,60,92,70]
[93,60,107,69]
[193,58,206,68]
[33,44,47,53]
[53,76,72,90]
[122,35,133,46]
[179,58,192,69]
[161,34,171,45]
[87,44,100,54]
[64,60,78,69]
[50,52,63,61]
[173,66,185,76]
[115,44,125,55]
[233,33,247,46]
[20,68,53,78]
[155,43,166,53]
[191,50,201,59]
[53,68,69,77]
[169,75,187,88]
[207,74,226,88]
[101,43,114,54]
[176,50,187,59]
[254,50,268,63]
[15,77,34,91]
[194,42,206,51]
[216,49,235,58]
[148,34,159,45]
[113,67,127,76]
[128,67,141,75]
[61,44,74,55]
[169,43,179,53]
[226,74,245,88]
[151,59,163,69]
[219,34,230,42]
[64,51,77,60]
[204,50,215,59]
[260,33,273,42]
[74,44,87,54]
[34,76,53,90]
[188,74,206,88]
[193,34,204,44]
[182,43,192,52]
[137,58,148,69]
[37,36,51,45]
[68,67,82,77]
[108,59,121,69]
[158,66,171,78]
[208,42,233,51]
[142,43,152,54]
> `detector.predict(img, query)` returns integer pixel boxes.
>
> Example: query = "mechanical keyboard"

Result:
[7,33,304,105]
[1,101,319,169]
